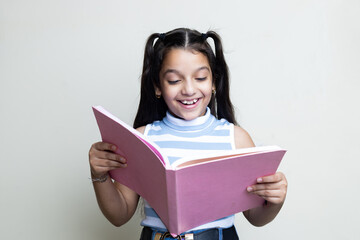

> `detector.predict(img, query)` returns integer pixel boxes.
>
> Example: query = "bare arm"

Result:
[233,126,288,226]
[89,126,146,226]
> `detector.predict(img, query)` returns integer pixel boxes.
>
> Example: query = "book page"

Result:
[174,152,256,169]
[172,145,282,169]
[136,136,170,167]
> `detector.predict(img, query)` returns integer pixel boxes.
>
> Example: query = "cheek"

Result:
[162,85,179,97]
[161,89,177,103]
[202,85,213,97]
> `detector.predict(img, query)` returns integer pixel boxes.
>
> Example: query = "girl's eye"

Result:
[196,77,207,81]
[167,80,180,85]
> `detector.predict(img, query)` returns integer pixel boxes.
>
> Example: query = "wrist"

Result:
[90,172,109,183]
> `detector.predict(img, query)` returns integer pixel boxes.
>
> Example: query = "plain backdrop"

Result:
[1,0,359,239]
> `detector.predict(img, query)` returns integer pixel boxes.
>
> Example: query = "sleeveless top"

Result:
[140,108,236,232]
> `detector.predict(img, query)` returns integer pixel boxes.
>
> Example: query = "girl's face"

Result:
[156,49,214,121]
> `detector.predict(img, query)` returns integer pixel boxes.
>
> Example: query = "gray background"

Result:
[1,0,359,239]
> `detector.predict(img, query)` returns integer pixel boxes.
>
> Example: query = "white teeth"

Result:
[181,99,198,105]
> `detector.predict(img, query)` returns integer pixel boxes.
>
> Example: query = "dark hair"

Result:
[133,28,237,128]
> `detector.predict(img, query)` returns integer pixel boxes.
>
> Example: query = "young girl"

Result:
[89,28,287,240]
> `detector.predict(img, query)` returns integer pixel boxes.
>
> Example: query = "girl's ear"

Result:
[155,87,162,98]
[212,84,216,96]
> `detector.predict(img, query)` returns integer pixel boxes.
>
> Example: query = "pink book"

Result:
[92,106,286,235]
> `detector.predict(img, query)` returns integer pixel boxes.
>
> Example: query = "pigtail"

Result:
[206,31,237,125]
[134,33,168,128]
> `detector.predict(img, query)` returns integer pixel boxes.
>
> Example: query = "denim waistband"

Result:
[140,225,239,240]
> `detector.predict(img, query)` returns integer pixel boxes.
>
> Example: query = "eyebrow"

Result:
[161,66,211,78]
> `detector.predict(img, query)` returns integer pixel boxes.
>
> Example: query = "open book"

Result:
[92,106,286,235]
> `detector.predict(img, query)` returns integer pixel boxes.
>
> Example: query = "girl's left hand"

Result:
[247,172,288,205]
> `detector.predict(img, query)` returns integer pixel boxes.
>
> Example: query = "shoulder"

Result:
[136,126,146,134]
[135,119,162,135]
[233,125,255,149]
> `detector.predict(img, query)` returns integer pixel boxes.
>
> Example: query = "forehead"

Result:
[161,49,211,73]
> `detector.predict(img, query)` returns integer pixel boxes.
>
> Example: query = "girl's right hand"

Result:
[88,142,127,178]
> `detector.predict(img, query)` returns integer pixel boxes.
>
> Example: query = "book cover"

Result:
[92,106,286,235]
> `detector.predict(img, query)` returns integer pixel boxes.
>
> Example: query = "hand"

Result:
[247,172,287,205]
[88,142,127,178]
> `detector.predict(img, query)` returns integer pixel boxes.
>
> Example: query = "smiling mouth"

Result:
[179,98,199,105]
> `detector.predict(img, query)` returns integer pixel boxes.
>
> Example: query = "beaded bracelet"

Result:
[90,173,108,183]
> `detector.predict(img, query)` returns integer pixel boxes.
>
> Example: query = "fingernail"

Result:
[247,187,253,192]
[111,145,117,151]
[257,178,263,183]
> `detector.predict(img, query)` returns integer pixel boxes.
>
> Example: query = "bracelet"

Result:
[90,173,108,183]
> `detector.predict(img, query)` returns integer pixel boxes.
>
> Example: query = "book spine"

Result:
[165,170,180,235]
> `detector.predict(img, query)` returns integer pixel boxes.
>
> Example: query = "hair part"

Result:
[133,28,237,128]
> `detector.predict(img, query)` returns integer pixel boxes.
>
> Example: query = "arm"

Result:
[233,126,288,226]
[89,126,146,227]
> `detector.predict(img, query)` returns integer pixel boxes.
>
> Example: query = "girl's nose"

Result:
[181,80,195,96]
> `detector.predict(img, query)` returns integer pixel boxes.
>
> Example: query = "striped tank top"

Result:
[140,108,236,232]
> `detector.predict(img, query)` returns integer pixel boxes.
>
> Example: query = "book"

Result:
[92,106,286,235]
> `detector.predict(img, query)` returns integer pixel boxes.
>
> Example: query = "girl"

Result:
[89,28,287,240]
